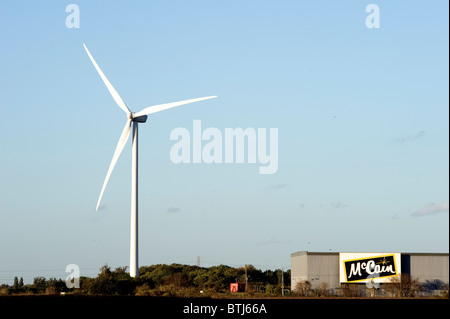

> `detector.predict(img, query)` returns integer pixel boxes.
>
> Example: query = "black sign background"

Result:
[344,255,397,282]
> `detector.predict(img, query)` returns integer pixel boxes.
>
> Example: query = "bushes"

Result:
[134,283,153,296]
[2,277,67,295]
[341,283,362,297]
[421,279,448,296]
[293,280,331,297]
[294,280,312,297]
[440,287,449,299]
[82,265,136,295]
[0,287,9,296]
[384,274,421,297]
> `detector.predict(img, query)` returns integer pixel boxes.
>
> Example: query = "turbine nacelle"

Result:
[131,114,148,123]
[127,112,147,123]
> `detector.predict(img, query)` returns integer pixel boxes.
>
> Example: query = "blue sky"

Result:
[0,0,448,285]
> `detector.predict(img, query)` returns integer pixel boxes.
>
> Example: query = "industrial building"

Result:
[291,251,449,296]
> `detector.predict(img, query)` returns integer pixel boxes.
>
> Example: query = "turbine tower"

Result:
[83,43,217,277]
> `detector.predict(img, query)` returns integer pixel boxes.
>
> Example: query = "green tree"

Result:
[190,267,208,288]
[13,277,19,290]
[33,277,47,293]
[85,264,136,295]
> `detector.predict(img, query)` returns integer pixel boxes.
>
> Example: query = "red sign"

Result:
[230,283,245,292]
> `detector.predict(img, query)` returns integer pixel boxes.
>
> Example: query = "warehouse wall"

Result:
[409,254,449,283]
[290,251,308,291]
[307,253,340,290]
[291,252,340,291]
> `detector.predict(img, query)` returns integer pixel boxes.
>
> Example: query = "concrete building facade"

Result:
[402,253,449,283]
[291,251,449,295]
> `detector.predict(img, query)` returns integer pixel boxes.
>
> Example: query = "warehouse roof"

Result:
[291,251,449,257]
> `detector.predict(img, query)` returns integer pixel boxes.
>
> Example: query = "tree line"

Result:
[3,264,446,298]
[0,264,290,297]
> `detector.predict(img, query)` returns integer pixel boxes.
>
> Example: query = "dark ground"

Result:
[0,295,447,318]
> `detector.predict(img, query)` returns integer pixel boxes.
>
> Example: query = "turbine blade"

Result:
[83,44,131,114]
[96,119,132,211]
[133,96,217,118]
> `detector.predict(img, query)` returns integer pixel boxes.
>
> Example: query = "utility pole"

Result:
[280,267,284,297]
[245,265,248,292]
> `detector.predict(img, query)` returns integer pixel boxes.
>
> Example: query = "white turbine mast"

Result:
[83,43,217,278]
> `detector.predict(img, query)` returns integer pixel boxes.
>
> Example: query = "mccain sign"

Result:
[339,253,401,283]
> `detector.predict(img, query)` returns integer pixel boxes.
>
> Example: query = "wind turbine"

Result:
[83,43,217,278]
